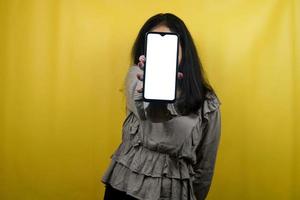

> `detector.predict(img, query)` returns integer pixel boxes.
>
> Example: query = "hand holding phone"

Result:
[136,55,183,92]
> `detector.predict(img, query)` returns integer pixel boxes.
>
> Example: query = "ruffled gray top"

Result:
[101,65,222,200]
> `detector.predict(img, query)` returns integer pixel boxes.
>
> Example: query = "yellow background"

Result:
[0,0,299,199]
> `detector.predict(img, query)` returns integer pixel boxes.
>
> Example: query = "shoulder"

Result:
[205,90,222,107]
[201,90,222,120]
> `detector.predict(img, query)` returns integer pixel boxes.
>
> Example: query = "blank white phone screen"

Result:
[144,33,178,101]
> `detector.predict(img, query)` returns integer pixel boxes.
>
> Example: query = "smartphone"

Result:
[143,31,180,102]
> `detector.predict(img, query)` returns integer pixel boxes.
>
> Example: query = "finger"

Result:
[136,73,144,81]
[138,61,144,69]
[137,84,144,93]
[177,72,184,79]
[139,55,146,63]
[137,87,143,93]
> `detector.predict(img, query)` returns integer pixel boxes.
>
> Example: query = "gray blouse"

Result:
[101,65,222,200]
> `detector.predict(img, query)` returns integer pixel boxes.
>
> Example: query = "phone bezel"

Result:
[142,31,180,103]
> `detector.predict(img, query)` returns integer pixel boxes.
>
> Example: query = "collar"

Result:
[167,103,180,116]
[143,102,180,116]
[166,91,220,117]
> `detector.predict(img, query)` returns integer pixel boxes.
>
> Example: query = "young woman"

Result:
[101,13,222,200]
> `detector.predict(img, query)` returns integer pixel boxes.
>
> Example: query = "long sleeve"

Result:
[192,106,221,200]
[125,65,147,120]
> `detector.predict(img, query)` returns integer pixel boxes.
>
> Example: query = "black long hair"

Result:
[130,13,216,116]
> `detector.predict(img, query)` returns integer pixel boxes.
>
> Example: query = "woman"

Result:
[101,13,222,200]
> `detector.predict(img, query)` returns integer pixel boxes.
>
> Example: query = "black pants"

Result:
[103,184,139,200]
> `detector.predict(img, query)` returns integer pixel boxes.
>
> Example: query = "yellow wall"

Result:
[0,0,299,199]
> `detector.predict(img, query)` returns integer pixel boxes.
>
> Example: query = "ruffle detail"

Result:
[102,91,222,200]
[179,122,202,166]
[102,159,196,200]
[110,142,196,180]
[176,91,221,166]
[202,91,221,120]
